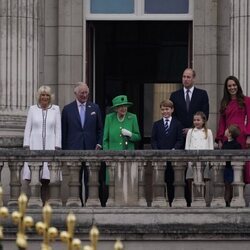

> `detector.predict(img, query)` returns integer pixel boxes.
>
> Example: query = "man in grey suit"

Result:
[62,82,103,206]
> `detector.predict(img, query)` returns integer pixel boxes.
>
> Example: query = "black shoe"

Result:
[187,203,191,207]
[226,202,230,207]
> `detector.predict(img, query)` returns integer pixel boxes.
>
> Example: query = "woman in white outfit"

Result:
[23,85,61,205]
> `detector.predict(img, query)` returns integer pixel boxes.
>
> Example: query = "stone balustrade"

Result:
[0,149,249,208]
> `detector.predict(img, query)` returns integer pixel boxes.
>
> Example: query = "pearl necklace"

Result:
[117,114,125,122]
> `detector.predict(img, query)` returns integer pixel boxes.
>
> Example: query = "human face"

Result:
[193,115,204,129]
[226,79,238,98]
[75,85,89,103]
[182,69,194,89]
[116,105,128,118]
[160,106,173,119]
[39,92,50,108]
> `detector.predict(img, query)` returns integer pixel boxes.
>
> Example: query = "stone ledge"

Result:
[3,208,250,240]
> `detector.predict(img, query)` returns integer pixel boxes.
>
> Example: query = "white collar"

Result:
[193,127,205,131]
[183,86,194,94]
[76,99,86,107]
[164,117,172,123]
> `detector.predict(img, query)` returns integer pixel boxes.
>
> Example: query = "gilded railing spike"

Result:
[36,202,58,250]
[12,193,34,250]
[114,239,123,250]
[60,212,81,250]
[0,186,9,250]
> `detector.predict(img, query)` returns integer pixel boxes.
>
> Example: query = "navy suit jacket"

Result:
[62,100,103,150]
[170,87,209,129]
[151,117,183,149]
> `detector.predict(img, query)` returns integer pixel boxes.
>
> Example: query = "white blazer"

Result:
[23,104,61,180]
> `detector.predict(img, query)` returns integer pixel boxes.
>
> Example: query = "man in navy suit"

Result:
[170,68,209,139]
[62,82,103,206]
[151,100,183,206]
[170,68,209,206]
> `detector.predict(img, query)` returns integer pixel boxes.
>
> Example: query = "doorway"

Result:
[87,21,191,147]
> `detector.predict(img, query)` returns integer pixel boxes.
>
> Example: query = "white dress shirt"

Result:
[183,86,194,101]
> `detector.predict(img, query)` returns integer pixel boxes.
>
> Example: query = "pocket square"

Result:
[91,111,96,115]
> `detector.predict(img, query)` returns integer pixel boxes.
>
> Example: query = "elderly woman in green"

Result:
[103,95,141,150]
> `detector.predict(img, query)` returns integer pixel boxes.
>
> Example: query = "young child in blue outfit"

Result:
[151,100,183,206]
[221,124,241,207]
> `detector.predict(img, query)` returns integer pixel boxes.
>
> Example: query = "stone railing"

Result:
[0,149,249,208]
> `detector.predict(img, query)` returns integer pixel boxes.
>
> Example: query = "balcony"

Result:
[1,149,250,249]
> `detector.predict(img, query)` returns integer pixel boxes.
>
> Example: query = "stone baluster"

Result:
[231,161,245,207]
[86,161,101,207]
[106,161,115,207]
[66,162,82,207]
[172,162,186,208]
[151,161,168,207]
[0,162,4,185]
[113,161,139,206]
[8,162,23,206]
[211,162,225,207]
[138,161,147,207]
[28,162,43,208]
[48,162,62,207]
[192,162,206,207]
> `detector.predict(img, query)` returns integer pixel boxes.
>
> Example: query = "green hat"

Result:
[111,95,133,109]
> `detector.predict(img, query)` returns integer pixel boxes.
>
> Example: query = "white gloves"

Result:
[121,128,132,137]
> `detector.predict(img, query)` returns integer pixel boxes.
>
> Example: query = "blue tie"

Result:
[164,119,169,135]
[80,104,85,127]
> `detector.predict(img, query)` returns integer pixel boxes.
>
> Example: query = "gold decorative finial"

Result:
[12,193,34,250]
[83,225,99,250]
[60,212,81,250]
[36,203,58,250]
[0,186,9,242]
[114,239,123,250]
[90,225,99,250]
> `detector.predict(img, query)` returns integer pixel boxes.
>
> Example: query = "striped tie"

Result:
[164,119,169,135]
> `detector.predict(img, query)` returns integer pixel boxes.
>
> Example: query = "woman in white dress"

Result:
[23,85,61,205]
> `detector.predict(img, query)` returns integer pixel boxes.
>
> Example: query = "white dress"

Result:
[185,128,214,179]
[23,104,61,180]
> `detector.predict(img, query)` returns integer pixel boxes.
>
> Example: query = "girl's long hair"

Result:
[220,76,245,114]
[192,111,208,139]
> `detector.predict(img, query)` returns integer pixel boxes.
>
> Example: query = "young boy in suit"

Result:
[222,124,241,207]
[151,100,183,206]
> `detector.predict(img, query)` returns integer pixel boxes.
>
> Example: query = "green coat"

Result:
[103,112,141,150]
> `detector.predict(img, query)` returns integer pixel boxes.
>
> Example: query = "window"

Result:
[91,0,134,14]
[145,0,189,14]
[85,0,193,20]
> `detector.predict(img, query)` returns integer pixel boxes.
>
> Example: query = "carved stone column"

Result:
[138,161,147,207]
[151,161,168,207]
[7,161,22,206]
[86,161,101,207]
[106,161,115,207]
[28,162,42,208]
[231,161,245,207]
[48,162,62,207]
[211,162,225,207]
[230,0,250,95]
[65,162,82,207]
[172,162,186,208]
[0,0,39,147]
[192,162,206,207]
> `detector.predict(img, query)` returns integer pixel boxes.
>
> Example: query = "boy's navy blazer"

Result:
[62,100,103,150]
[151,117,183,149]
[170,87,209,128]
